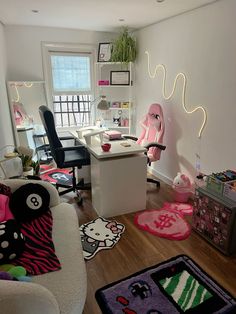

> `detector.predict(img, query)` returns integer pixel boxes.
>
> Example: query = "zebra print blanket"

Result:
[13,210,61,275]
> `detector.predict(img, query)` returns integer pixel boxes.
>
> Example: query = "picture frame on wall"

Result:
[110,71,130,85]
[98,43,112,62]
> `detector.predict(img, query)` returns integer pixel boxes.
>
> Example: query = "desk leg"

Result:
[91,154,147,218]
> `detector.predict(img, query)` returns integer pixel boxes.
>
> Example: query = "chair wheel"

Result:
[76,191,83,206]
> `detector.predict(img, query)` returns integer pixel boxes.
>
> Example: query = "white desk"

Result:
[71,131,147,217]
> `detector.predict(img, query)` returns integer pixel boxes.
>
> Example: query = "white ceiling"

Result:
[0,0,219,32]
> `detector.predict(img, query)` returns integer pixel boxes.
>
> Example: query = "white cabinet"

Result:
[95,62,134,135]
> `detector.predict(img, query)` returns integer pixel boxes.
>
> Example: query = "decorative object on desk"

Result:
[134,202,193,240]
[98,42,112,62]
[110,70,130,85]
[172,172,192,203]
[110,27,137,63]
[101,143,111,152]
[95,255,236,314]
[40,168,72,186]
[80,217,125,260]
[97,95,110,110]
[103,130,122,140]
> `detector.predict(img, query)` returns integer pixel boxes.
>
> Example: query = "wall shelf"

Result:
[95,62,134,135]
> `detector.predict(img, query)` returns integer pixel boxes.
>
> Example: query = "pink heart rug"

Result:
[134,203,193,241]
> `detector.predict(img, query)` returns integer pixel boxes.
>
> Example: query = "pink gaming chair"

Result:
[124,103,166,187]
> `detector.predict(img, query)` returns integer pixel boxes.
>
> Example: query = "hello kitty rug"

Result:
[134,203,193,241]
[80,217,125,260]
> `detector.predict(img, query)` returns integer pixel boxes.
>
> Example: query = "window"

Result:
[53,94,91,127]
[50,54,91,93]
[43,44,95,128]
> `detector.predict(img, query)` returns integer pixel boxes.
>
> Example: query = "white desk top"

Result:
[86,140,146,159]
[70,130,146,159]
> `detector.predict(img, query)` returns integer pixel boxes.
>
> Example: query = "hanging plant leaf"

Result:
[111,27,137,63]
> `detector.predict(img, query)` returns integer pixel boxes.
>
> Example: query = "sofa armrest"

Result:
[1,179,61,207]
[0,280,59,314]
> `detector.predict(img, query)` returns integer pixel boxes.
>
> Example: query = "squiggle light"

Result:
[145,51,207,138]
[11,82,33,102]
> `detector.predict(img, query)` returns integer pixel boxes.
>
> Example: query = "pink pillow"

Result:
[0,194,14,222]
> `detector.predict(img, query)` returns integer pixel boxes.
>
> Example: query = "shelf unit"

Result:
[95,62,134,135]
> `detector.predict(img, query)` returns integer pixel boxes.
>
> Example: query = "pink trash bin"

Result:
[172,173,192,203]
[174,189,191,203]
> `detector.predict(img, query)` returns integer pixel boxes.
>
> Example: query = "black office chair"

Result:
[39,105,90,204]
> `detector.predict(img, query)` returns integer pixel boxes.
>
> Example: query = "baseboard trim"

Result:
[148,167,172,186]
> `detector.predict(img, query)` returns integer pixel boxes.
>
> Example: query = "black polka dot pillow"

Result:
[9,183,50,222]
[0,219,25,264]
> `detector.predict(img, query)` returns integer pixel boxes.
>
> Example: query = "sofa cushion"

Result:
[0,219,25,264]
[32,203,87,314]
[0,183,11,198]
[9,183,50,222]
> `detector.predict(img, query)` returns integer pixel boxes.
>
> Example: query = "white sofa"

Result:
[0,179,87,314]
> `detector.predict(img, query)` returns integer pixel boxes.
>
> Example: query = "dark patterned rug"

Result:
[96,255,236,314]
[40,168,72,186]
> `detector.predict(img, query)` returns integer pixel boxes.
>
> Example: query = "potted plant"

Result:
[111,27,137,63]
[19,153,34,176]
[16,146,39,177]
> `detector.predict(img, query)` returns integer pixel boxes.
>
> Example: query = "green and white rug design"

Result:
[160,270,212,312]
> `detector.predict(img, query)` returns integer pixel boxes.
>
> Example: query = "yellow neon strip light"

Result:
[13,85,20,102]
[12,82,33,102]
[145,51,207,138]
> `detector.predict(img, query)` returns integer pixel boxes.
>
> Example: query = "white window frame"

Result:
[42,42,96,130]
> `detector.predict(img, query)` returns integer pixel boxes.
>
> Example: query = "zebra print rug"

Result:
[96,255,236,314]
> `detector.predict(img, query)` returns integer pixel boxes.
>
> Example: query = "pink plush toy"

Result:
[172,173,192,203]
[137,103,165,162]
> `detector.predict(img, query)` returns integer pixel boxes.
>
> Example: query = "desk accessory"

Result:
[101,143,111,152]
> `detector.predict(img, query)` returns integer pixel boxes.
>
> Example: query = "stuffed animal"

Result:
[172,172,191,190]
[172,173,192,203]
[0,264,31,282]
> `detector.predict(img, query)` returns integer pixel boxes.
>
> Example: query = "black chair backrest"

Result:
[39,105,64,163]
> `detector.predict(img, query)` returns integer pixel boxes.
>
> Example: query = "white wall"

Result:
[135,0,236,183]
[4,25,115,140]
[0,23,14,149]
[5,25,115,81]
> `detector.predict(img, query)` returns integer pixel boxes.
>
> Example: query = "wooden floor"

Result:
[61,180,236,314]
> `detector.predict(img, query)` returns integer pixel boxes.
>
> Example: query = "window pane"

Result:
[51,55,91,92]
[52,94,91,127]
